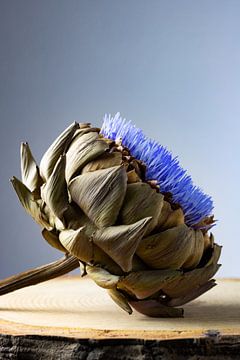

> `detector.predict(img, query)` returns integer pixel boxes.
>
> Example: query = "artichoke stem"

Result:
[0,255,79,296]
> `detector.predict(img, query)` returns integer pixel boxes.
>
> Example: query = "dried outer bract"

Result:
[10,176,52,231]
[136,224,204,270]
[117,269,182,299]
[86,265,120,289]
[65,131,109,182]
[40,122,79,181]
[119,183,164,235]
[69,166,127,228]
[20,142,42,195]
[41,155,69,225]
[42,229,66,253]
[81,152,122,173]
[92,217,152,272]
[108,288,133,315]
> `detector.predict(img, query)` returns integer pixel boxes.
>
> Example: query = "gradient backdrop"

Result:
[0,1,239,278]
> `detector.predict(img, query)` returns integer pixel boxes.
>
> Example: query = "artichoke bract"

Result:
[10,113,221,317]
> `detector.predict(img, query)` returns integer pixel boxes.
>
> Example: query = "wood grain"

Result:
[0,277,239,340]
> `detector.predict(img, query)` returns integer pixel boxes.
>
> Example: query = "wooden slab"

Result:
[0,277,239,340]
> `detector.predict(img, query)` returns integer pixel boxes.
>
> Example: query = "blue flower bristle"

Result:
[100,113,214,226]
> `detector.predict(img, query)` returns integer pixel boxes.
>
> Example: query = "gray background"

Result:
[0,0,239,278]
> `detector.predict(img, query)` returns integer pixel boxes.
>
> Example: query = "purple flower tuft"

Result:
[101,112,214,226]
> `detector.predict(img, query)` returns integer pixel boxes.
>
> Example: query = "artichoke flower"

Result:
[3,113,221,317]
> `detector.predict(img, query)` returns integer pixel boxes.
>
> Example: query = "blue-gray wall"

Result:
[1,0,239,278]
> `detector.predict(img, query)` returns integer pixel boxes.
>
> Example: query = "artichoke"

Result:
[6,113,221,317]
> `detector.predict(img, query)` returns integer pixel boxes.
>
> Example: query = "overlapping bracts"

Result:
[101,113,213,226]
[9,119,221,317]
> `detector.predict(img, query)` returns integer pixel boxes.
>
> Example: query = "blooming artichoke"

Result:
[7,113,221,317]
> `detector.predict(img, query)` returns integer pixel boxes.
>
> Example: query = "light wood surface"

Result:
[0,276,239,340]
